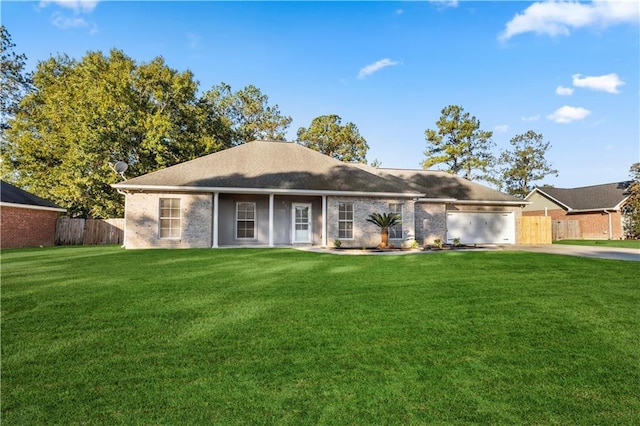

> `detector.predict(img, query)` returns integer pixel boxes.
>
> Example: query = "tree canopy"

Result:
[422,105,494,180]
[200,82,291,146]
[494,130,558,198]
[1,25,32,132]
[1,48,292,217]
[296,114,369,163]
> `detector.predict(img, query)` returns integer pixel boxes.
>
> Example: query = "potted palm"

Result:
[366,212,402,249]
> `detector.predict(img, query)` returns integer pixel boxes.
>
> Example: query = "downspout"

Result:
[212,192,219,248]
[604,209,613,240]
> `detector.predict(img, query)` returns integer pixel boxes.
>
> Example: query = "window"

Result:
[236,202,256,239]
[389,203,403,239]
[338,202,354,239]
[159,198,181,239]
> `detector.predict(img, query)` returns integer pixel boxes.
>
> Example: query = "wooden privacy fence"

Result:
[552,220,581,241]
[56,218,124,246]
[520,216,552,244]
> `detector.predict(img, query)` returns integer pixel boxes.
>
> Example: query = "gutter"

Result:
[416,198,529,206]
[110,184,422,199]
[0,201,67,213]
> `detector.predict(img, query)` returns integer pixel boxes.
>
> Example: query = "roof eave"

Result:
[111,184,421,198]
[0,201,67,213]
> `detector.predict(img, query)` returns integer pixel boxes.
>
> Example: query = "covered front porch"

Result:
[213,193,328,248]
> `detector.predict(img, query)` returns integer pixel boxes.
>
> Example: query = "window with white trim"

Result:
[159,198,181,239]
[389,203,403,239]
[338,202,354,239]
[236,202,256,239]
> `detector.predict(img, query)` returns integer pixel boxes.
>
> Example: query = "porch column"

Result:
[212,192,219,248]
[322,195,327,247]
[269,193,274,247]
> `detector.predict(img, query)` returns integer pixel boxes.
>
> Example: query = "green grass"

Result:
[553,239,640,249]
[2,246,639,425]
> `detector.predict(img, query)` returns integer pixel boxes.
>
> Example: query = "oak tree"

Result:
[296,114,369,162]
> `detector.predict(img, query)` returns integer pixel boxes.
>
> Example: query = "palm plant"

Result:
[366,212,402,248]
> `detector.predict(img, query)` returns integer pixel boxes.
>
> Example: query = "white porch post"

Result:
[212,192,219,248]
[269,193,274,247]
[322,195,327,247]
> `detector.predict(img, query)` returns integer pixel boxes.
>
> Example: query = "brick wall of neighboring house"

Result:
[523,209,624,240]
[1,206,60,248]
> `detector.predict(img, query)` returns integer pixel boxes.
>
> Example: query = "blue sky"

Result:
[3,0,639,188]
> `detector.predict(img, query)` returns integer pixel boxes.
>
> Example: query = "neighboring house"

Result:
[112,140,526,249]
[1,181,67,248]
[523,182,631,240]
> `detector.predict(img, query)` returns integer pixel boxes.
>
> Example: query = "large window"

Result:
[389,203,403,240]
[236,202,256,239]
[159,198,181,239]
[338,202,354,239]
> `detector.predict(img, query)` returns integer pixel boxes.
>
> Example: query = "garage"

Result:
[446,211,515,244]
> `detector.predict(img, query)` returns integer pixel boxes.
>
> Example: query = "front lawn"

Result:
[554,239,640,249]
[2,247,639,425]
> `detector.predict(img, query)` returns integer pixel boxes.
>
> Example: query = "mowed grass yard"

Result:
[2,247,639,425]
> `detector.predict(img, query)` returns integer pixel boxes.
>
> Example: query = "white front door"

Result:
[292,203,312,243]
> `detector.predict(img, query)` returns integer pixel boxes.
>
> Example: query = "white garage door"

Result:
[446,212,515,244]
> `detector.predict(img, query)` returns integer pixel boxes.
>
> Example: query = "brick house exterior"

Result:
[114,141,525,249]
[523,183,630,240]
[1,181,66,248]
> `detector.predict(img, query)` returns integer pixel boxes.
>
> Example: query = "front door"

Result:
[292,203,312,243]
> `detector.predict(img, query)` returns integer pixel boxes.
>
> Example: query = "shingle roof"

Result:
[114,141,421,195]
[361,166,521,202]
[529,182,631,211]
[1,181,65,210]
[114,141,522,202]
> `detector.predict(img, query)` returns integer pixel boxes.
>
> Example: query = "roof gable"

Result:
[526,182,631,211]
[114,141,421,195]
[1,181,65,210]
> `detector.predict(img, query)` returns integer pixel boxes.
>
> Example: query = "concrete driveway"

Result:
[497,244,640,262]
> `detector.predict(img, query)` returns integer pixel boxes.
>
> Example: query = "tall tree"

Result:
[200,83,292,146]
[496,130,558,198]
[2,49,210,217]
[0,25,32,131]
[0,25,31,150]
[623,162,640,239]
[296,114,369,162]
[422,105,494,180]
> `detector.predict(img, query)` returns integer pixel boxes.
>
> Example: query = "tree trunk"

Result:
[380,228,389,248]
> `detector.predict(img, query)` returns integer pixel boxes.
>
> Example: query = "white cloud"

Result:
[429,0,458,7]
[547,105,591,123]
[494,124,509,134]
[556,86,574,96]
[39,0,99,13]
[51,11,88,29]
[521,114,541,122]
[357,58,400,80]
[395,9,404,15]
[572,73,625,94]
[499,0,639,41]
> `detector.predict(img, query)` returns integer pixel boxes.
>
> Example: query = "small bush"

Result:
[433,239,443,249]
[333,239,342,248]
